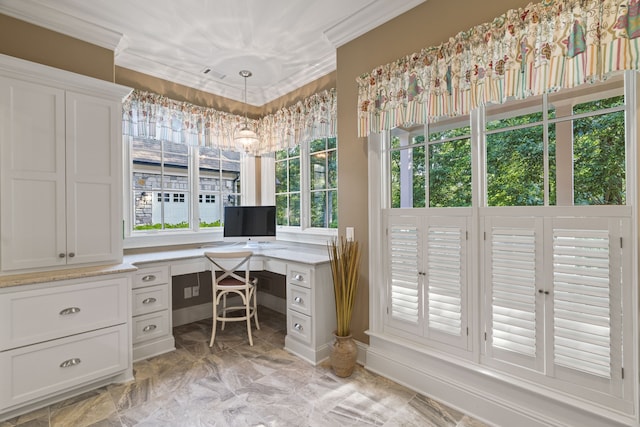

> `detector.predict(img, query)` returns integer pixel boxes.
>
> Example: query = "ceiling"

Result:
[0,0,424,106]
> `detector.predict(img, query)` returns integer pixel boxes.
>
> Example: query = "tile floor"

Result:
[1,308,491,427]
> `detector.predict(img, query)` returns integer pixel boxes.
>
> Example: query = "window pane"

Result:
[390,149,401,208]
[311,191,327,227]
[131,139,190,230]
[276,194,288,226]
[428,125,470,142]
[289,157,300,192]
[328,150,337,188]
[310,138,326,153]
[328,137,337,150]
[329,189,338,228]
[289,193,301,226]
[275,149,287,161]
[429,138,472,207]
[275,161,288,193]
[573,109,625,205]
[486,125,544,206]
[311,152,327,190]
[412,145,426,208]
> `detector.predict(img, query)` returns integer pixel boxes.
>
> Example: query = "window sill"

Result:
[124,229,223,250]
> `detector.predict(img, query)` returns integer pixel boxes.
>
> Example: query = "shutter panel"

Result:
[485,217,543,371]
[552,228,610,378]
[386,215,422,334]
[425,217,468,349]
[550,218,626,398]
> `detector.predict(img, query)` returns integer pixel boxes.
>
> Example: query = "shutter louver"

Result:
[427,226,462,336]
[389,222,420,325]
[491,227,537,357]
[553,229,611,379]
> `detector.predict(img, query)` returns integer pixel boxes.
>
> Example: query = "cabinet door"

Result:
[0,77,67,271]
[65,92,122,265]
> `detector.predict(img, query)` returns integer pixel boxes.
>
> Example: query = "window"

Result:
[129,138,240,232]
[379,75,632,410]
[390,119,471,208]
[275,137,337,229]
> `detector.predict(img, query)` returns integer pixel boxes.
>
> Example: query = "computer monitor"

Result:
[223,205,276,245]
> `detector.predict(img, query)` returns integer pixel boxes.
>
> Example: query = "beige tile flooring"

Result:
[1,308,491,427]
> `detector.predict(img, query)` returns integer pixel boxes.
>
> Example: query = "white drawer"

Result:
[132,310,170,344]
[0,324,129,410]
[288,265,311,289]
[132,284,169,316]
[287,309,312,345]
[0,278,128,351]
[288,283,311,316]
[132,265,169,289]
[262,258,287,275]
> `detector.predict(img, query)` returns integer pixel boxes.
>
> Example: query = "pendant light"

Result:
[234,70,259,153]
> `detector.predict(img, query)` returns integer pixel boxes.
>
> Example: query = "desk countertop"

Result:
[124,242,331,266]
[0,242,331,289]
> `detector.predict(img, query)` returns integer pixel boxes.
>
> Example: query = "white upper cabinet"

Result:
[0,55,131,272]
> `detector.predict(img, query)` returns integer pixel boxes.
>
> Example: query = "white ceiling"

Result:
[0,0,424,106]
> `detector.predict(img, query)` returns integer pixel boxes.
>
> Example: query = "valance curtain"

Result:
[122,88,337,155]
[357,0,640,137]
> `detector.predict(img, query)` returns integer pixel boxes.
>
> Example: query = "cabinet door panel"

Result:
[65,92,122,265]
[0,78,66,271]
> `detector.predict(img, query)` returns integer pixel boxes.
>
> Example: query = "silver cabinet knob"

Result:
[142,297,157,304]
[142,274,156,282]
[294,296,303,304]
[294,274,304,281]
[293,323,303,331]
[143,324,157,332]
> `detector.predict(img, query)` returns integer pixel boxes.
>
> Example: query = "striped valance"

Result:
[357,0,640,137]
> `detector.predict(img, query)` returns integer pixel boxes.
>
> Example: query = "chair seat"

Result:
[218,277,257,287]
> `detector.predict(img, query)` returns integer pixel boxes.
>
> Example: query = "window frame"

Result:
[123,136,247,248]
[271,137,338,243]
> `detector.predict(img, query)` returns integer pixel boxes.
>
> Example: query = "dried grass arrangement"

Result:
[328,237,361,337]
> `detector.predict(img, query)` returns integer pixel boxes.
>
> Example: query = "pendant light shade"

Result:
[234,70,259,153]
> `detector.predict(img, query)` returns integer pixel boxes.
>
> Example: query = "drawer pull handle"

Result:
[60,358,81,368]
[294,274,304,281]
[59,307,81,316]
[68,252,75,258]
[143,324,157,332]
[294,296,303,304]
[142,274,156,282]
[293,323,303,331]
[142,297,157,304]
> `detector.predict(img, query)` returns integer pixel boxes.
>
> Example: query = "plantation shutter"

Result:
[386,214,422,335]
[484,217,544,372]
[425,216,468,349]
[549,217,626,397]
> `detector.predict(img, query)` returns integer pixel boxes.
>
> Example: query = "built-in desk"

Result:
[124,242,335,365]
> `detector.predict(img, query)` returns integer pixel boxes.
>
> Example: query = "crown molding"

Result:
[323,0,426,48]
[0,0,124,51]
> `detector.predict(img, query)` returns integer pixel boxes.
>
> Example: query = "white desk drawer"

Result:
[288,265,311,289]
[132,266,169,289]
[288,284,311,316]
[132,284,169,316]
[0,324,128,410]
[287,310,312,345]
[0,278,128,351]
[132,311,170,344]
[262,258,287,275]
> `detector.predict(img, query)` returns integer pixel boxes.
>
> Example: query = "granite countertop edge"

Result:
[0,263,137,289]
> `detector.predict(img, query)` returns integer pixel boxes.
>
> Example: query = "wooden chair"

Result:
[204,251,260,346]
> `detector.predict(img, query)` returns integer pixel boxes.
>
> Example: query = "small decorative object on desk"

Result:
[328,236,361,377]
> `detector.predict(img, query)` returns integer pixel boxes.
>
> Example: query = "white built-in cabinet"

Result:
[0,54,131,273]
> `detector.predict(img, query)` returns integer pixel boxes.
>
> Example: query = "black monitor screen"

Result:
[223,205,276,242]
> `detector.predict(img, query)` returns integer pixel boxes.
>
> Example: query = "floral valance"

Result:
[357,0,640,137]
[258,88,337,153]
[122,88,337,155]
